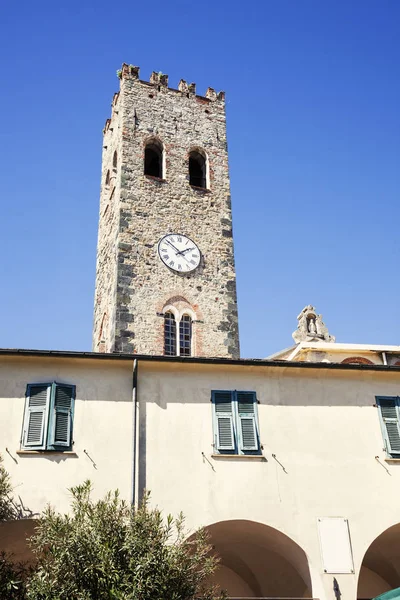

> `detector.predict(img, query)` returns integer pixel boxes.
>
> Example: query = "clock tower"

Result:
[93,63,240,358]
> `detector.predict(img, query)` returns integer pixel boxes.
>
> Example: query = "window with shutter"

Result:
[23,385,51,449]
[213,391,235,451]
[237,392,258,451]
[212,390,260,455]
[377,396,400,456]
[49,385,75,448]
[22,382,75,451]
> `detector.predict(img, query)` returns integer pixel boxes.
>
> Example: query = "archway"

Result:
[204,520,312,598]
[358,523,400,599]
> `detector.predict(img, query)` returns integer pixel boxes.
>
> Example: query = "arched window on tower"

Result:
[179,314,192,356]
[164,312,176,356]
[189,150,207,189]
[105,170,110,187]
[113,151,117,169]
[144,140,163,178]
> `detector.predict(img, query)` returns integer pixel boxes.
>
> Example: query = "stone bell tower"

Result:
[93,63,240,358]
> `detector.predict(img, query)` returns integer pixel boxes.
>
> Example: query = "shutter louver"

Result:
[24,385,49,448]
[50,385,74,447]
[237,392,258,451]
[379,398,400,454]
[214,391,235,451]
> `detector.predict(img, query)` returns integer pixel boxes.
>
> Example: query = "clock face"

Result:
[158,234,201,273]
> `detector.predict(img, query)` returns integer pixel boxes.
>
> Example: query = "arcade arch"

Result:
[358,523,400,599]
[203,520,312,598]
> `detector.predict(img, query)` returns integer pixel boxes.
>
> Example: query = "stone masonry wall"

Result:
[93,64,240,358]
[93,92,123,352]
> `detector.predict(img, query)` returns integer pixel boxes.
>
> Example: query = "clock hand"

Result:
[165,240,192,267]
[166,240,181,254]
[177,247,194,255]
[164,240,194,270]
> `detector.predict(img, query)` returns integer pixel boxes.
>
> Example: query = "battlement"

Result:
[103,63,225,135]
[119,63,225,102]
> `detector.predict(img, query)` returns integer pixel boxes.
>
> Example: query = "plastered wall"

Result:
[0,356,134,514]
[138,361,400,600]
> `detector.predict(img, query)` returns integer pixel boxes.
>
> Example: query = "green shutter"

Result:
[237,391,258,451]
[23,385,50,448]
[213,391,235,451]
[378,398,400,455]
[49,384,74,448]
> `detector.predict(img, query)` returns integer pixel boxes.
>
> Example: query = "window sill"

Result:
[190,185,211,193]
[384,458,400,463]
[16,450,77,456]
[211,453,267,461]
[144,175,166,183]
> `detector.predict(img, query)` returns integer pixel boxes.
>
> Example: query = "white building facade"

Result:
[1,348,400,600]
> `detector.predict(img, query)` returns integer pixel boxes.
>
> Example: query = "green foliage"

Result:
[0,459,223,599]
[0,453,14,522]
[27,481,224,600]
[0,454,35,522]
[0,455,31,599]
[0,552,31,600]
[116,69,122,79]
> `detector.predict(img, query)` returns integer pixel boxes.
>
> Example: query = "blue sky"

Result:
[0,0,399,358]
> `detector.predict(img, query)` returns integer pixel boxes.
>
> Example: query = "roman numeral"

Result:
[169,261,174,267]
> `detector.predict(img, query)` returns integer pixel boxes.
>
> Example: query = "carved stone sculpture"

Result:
[292,305,335,344]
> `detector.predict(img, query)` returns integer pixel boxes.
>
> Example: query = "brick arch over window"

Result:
[160,296,199,357]
[341,357,374,365]
[162,295,198,312]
